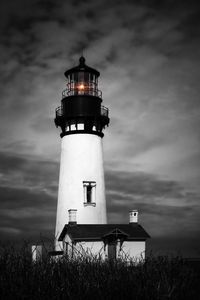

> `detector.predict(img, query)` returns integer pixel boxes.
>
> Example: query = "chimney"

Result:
[68,209,77,224]
[129,210,138,223]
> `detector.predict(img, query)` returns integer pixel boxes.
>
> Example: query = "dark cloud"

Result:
[0,151,58,241]
[0,151,58,195]
[105,170,184,198]
[0,186,56,242]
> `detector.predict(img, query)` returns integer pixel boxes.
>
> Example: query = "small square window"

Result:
[83,181,96,206]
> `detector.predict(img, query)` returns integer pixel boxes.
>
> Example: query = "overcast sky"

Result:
[0,0,200,257]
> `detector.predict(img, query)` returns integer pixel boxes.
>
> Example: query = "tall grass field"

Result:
[0,244,199,299]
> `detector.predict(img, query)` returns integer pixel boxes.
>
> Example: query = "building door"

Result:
[108,242,117,260]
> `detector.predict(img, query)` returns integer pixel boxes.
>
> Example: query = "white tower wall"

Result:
[55,133,107,249]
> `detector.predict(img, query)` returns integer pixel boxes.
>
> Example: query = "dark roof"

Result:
[64,56,100,77]
[59,224,150,241]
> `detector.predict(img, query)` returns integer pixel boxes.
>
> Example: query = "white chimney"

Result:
[129,210,138,223]
[68,209,77,224]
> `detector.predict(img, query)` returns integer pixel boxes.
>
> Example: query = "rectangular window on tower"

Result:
[83,181,96,206]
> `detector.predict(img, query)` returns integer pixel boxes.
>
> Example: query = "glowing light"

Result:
[78,84,84,90]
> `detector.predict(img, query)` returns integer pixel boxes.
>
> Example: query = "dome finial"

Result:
[79,56,85,66]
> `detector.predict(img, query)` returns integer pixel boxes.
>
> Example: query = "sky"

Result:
[0,0,200,257]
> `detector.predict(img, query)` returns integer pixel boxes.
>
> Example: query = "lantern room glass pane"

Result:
[65,72,101,98]
[78,72,84,82]
[84,72,89,82]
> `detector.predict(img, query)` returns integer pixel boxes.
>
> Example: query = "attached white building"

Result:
[58,210,150,261]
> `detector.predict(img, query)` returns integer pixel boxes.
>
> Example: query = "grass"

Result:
[0,243,199,300]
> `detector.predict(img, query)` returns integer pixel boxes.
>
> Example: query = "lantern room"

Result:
[54,56,109,138]
[63,56,102,98]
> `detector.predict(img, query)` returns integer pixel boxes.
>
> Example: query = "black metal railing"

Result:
[55,106,63,117]
[62,87,102,99]
[101,105,109,118]
[55,105,109,118]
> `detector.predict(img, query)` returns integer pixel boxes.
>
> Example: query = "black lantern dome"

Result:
[55,57,109,138]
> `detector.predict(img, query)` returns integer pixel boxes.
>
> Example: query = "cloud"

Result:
[0,186,56,241]
[105,170,184,198]
[0,151,58,240]
[0,151,58,195]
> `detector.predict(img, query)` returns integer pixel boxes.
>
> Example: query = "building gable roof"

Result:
[59,224,150,241]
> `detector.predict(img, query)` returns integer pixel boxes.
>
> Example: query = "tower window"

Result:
[83,181,96,206]
[87,185,92,203]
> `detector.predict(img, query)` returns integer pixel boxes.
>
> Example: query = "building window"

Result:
[83,181,96,206]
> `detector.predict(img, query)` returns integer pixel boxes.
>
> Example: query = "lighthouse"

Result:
[53,57,150,260]
[54,57,110,249]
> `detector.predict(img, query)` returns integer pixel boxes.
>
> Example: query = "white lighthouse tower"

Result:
[54,57,110,249]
